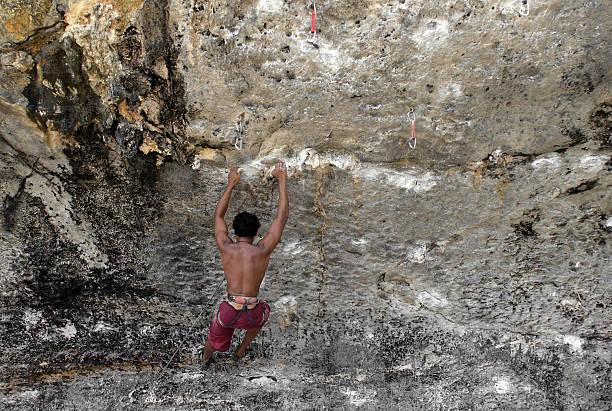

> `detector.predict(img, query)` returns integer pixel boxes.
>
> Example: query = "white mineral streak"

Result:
[560,298,582,311]
[93,322,115,333]
[392,363,413,372]
[58,322,77,339]
[342,388,376,407]
[178,372,206,381]
[243,148,438,193]
[579,155,610,172]
[355,168,438,193]
[26,173,109,269]
[283,240,307,255]
[531,154,561,169]
[494,377,513,394]
[12,390,40,401]
[498,0,525,15]
[606,217,612,228]
[256,0,284,13]
[417,290,449,308]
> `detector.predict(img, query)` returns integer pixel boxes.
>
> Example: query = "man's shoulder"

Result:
[254,238,274,251]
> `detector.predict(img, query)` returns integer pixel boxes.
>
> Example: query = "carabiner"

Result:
[408,109,416,149]
[234,120,243,150]
[407,109,416,122]
[519,0,529,16]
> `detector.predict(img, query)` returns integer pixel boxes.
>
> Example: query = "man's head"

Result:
[232,211,260,238]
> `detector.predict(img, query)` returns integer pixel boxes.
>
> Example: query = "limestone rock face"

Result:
[1,0,611,409]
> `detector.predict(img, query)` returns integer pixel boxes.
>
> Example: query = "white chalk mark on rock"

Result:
[437,82,463,101]
[579,155,610,172]
[494,377,513,394]
[412,19,450,51]
[406,244,428,263]
[354,168,438,193]
[23,310,43,330]
[248,148,438,193]
[531,154,561,169]
[342,388,376,407]
[256,0,284,13]
[58,322,77,339]
[93,322,115,333]
[283,240,307,255]
[562,335,584,354]
[417,290,449,308]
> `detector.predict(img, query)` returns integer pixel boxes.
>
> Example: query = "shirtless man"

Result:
[202,162,289,362]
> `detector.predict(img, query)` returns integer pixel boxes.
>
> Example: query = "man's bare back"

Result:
[219,243,270,297]
[202,162,289,362]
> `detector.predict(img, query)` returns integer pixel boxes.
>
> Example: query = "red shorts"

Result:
[207,301,271,352]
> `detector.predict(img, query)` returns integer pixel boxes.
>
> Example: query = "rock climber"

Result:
[202,162,289,362]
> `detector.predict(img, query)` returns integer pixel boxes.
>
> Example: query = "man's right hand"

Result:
[228,167,243,187]
[272,162,287,181]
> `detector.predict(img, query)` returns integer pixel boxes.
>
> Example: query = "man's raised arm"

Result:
[214,168,242,248]
[260,163,289,254]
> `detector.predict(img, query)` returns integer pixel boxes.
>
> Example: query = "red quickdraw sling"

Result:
[408,109,416,149]
[307,2,317,43]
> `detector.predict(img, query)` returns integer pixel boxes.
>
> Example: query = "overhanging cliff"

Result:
[1,1,611,409]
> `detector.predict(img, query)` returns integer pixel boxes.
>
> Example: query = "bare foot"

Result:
[202,350,214,363]
[201,340,215,363]
[234,327,261,360]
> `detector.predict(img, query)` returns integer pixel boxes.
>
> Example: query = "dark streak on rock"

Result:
[566,179,598,195]
[22,36,106,136]
[589,101,612,147]
[1,20,67,52]
[512,208,540,237]
[2,159,37,230]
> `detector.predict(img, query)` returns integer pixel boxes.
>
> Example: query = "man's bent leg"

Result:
[205,303,237,363]
[236,327,262,358]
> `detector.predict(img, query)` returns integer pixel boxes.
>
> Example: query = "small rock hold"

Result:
[115,122,142,157]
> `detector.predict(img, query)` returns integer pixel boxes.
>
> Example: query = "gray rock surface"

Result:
[1,0,611,409]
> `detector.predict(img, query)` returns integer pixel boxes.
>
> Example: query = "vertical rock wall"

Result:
[0,0,611,409]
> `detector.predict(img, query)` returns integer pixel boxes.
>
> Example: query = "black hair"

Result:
[232,211,260,238]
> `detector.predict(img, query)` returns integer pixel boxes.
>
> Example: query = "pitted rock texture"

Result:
[1,0,611,409]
